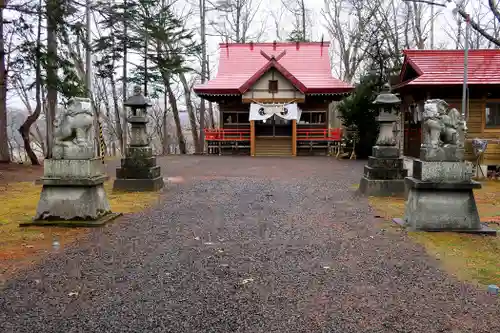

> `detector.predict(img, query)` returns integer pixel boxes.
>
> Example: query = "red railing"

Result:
[205,128,250,141]
[205,128,343,141]
[296,128,342,141]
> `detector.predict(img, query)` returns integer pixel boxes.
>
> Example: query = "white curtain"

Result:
[249,103,302,121]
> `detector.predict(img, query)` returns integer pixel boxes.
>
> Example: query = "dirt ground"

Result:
[0,156,499,333]
[0,163,43,184]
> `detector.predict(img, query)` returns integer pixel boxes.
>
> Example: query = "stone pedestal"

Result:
[24,159,121,227]
[394,146,496,235]
[358,146,408,196]
[113,116,164,192]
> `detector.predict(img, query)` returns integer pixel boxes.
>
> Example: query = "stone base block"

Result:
[403,177,486,231]
[116,165,161,180]
[412,159,472,182]
[358,176,405,197]
[372,146,399,158]
[420,146,464,162]
[368,156,404,169]
[392,218,497,235]
[43,158,105,178]
[112,177,164,192]
[121,156,157,169]
[35,184,111,221]
[125,146,153,159]
[364,166,407,180]
[22,212,122,228]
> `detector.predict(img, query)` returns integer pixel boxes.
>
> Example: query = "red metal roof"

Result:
[194,42,353,96]
[398,49,500,87]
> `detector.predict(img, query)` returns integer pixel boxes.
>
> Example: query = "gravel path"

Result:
[1,156,499,333]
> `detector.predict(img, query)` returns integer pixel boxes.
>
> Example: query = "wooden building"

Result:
[394,49,500,167]
[193,41,353,156]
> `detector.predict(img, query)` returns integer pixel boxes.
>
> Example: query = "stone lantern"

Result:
[113,86,164,192]
[358,83,408,197]
[373,83,401,148]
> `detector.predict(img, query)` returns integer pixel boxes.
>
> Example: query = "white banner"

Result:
[249,102,301,121]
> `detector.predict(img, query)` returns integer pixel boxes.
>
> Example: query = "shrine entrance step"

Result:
[255,137,293,157]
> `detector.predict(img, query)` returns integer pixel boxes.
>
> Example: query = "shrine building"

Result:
[193,41,353,156]
[394,49,500,173]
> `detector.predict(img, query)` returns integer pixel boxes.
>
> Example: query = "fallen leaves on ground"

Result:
[369,180,500,287]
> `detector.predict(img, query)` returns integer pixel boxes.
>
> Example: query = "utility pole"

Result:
[462,14,469,121]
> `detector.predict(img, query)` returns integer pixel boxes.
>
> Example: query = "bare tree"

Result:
[45,0,61,159]
[403,0,500,47]
[208,0,266,42]
[178,73,201,152]
[281,0,310,41]
[17,1,43,165]
[270,5,287,40]
[322,0,379,81]
[0,1,11,162]
[198,0,207,152]
[442,0,500,49]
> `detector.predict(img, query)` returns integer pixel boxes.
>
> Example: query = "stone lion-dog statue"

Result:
[53,97,94,159]
[421,99,466,149]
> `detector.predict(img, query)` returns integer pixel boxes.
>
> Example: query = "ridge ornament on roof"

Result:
[193,41,354,97]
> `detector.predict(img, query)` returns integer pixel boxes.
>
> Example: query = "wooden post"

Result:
[292,119,297,156]
[250,120,255,156]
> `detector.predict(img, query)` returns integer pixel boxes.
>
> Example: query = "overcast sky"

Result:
[5,0,494,110]
[201,0,490,81]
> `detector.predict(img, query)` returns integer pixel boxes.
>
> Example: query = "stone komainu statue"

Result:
[421,99,465,148]
[53,97,94,160]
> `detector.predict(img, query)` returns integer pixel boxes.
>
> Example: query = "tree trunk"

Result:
[19,107,41,165]
[19,0,43,165]
[301,0,306,40]
[45,0,59,159]
[122,0,128,154]
[0,3,10,163]
[164,76,186,154]
[208,102,215,128]
[198,0,206,152]
[206,53,215,129]
[110,77,124,150]
[162,87,168,155]
[178,72,200,153]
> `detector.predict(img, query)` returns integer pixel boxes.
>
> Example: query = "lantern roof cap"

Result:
[373,83,401,105]
[124,86,152,108]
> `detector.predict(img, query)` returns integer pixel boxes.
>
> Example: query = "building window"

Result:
[268,80,278,93]
[485,102,500,128]
[224,112,237,124]
[298,111,326,124]
[222,112,250,125]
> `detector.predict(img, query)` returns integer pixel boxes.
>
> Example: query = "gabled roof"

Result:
[396,49,500,89]
[194,42,353,96]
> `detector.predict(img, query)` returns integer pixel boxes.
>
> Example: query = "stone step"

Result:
[255,153,293,156]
